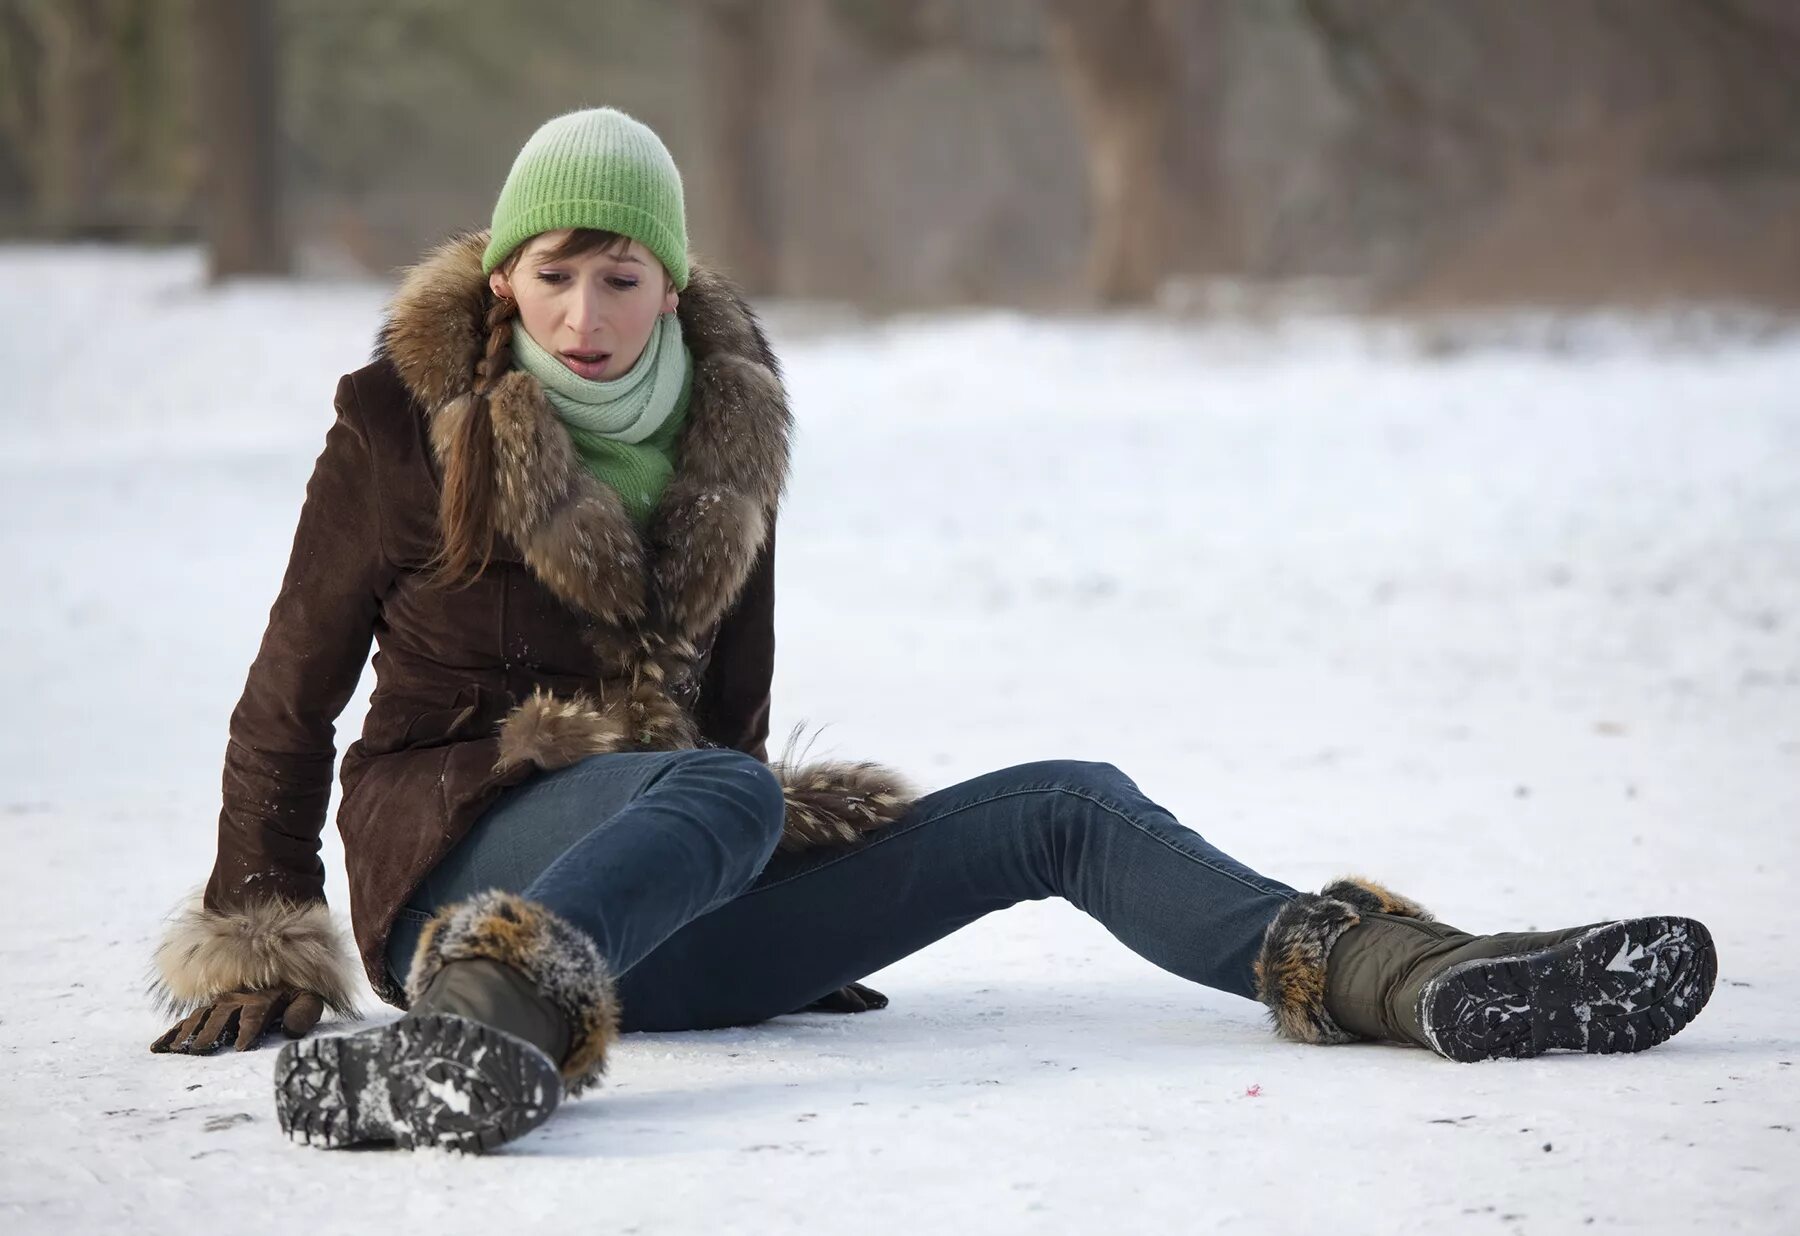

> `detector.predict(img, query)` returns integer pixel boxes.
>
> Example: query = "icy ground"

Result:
[2,245,1796,1234]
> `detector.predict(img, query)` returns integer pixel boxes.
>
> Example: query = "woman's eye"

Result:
[534,271,567,284]
[608,277,640,290]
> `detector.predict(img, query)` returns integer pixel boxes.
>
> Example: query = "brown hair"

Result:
[426,227,647,590]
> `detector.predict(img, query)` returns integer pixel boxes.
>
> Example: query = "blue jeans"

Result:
[383,750,1300,1032]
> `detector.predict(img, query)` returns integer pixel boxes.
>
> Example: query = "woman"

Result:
[146,108,1718,1154]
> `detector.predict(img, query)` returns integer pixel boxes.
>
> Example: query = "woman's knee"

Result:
[656,747,787,843]
[993,758,1134,797]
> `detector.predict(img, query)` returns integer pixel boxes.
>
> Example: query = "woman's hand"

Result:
[149,987,325,1054]
[800,981,889,1014]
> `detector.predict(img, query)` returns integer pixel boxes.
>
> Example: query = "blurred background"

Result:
[5,3,1799,1225]
[4,0,1799,311]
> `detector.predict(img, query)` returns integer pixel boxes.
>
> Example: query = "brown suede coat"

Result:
[158,232,919,1014]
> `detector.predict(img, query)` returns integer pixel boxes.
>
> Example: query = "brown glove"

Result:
[799,981,889,1014]
[149,987,325,1054]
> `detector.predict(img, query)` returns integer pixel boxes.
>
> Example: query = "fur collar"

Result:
[376,230,790,642]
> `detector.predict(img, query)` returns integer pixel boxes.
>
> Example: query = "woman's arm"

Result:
[693,519,776,762]
[150,372,397,1048]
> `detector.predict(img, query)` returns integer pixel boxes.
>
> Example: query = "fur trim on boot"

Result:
[1321,875,1435,922]
[404,890,621,1098]
[1252,890,1365,1045]
[1253,876,1437,1045]
[148,888,361,1020]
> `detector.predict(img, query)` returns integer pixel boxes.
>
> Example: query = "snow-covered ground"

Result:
[2,244,1796,1234]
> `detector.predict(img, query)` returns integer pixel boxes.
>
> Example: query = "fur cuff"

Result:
[495,687,632,771]
[404,890,622,1098]
[1321,875,1434,922]
[494,686,700,774]
[773,758,921,851]
[148,889,362,1020]
[1252,892,1363,1045]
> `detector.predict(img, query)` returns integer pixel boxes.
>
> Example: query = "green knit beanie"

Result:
[482,107,689,289]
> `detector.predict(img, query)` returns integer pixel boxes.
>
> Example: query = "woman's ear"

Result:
[662,276,678,315]
[488,269,513,300]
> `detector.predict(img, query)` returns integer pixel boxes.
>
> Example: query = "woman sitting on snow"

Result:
[147,108,1718,1154]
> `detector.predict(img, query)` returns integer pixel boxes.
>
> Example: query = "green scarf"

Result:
[509,314,692,526]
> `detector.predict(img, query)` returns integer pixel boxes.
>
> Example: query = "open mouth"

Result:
[559,350,611,379]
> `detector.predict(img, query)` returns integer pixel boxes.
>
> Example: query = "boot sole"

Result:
[273,1013,561,1152]
[1419,916,1716,1062]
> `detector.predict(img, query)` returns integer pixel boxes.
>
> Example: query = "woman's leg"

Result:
[613,758,1298,1031]
[277,746,788,1152]
[602,755,1713,1062]
[383,746,787,994]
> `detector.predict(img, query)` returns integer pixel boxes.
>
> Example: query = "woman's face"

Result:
[488,229,678,381]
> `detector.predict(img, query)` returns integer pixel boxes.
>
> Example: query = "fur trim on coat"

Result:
[382,230,922,851]
[1251,876,1434,1045]
[148,888,362,1020]
[149,235,923,1028]
[405,890,620,1098]
[770,754,922,852]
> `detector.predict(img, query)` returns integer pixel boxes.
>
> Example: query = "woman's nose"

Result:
[567,281,607,336]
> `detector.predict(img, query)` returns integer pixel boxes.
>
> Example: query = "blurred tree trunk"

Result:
[772,0,828,297]
[0,1,48,228]
[193,0,287,278]
[38,0,119,235]
[695,0,780,293]
[1164,0,1236,276]
[1043,0,1181,303]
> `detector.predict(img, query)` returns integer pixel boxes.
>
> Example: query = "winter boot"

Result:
[1254,876,1716,1062]
[274,890,621,1151]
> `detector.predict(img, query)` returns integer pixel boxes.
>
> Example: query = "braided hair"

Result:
[426,291,518,590]
[426,226,645,590]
